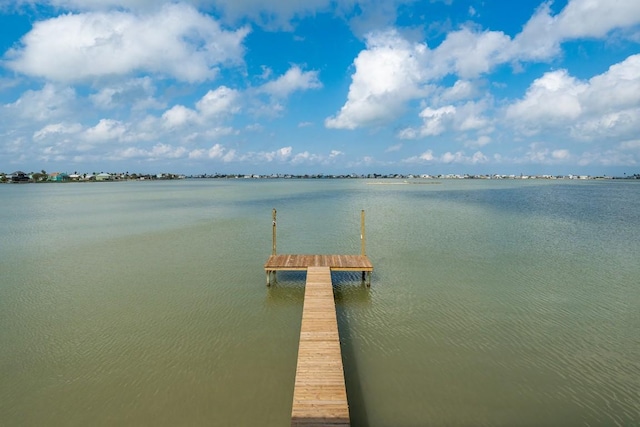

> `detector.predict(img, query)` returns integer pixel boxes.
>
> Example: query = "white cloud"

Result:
[327,1,640,132]
[161,86,240,129]
[196,86,241,117]
[581,54,640,114]
[507,54,640,139]
[386,143,402,152]
[33,122,82,140]
[572,108,640,140]
[4,3,249,83]
[259,66,322,98]
[403,149,488,165]
[431,27,511,79]
[4,0,423,33]
[323,26,510,130]
[437,80,480,104]
[493,143,577,166]
[84,119,127,142]
[413,105,455,137]
[619,139,640,150]
[325,29,429,129]
[577,150,637,167]
[90,77,163,111]
[552,149,570,159]
[506,70,586,126]
[208,143,227,159]
[465,135,492,149]
[398,100,491,139]
[513,0,640,61]
[162,105,200,129]
[209,0,332,29]
[554,0,640,39]
[260,146,293,162]
[223,145,344,166]
[4,84,76,121]
[115,143,188,160]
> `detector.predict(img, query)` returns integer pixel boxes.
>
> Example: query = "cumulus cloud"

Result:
[196,86,241,117]
[399,106,455,139]
[188,143,234,160]
[244,146,345,165]
[3,3,249,83]
[399,100,491,139]
[325,29,429,129]
[465,135,492,149]
[506,70,586,125]
[4,0,423,32]
[161,86,240,129]
[115,143,188,161]
[33,122,83,140]
[327,0,640,131]
[4,84,76,121]
[162,105,200,129]
[437,80,480,104]
[259,66,322,98]
[619,139,640,150]
[84,119,127,142]
[514,0,640,61]
[507,54,640,139]
[403,149,488,165]
[90,77,163,111]
[205,0,332,29]
[431,27,511,79]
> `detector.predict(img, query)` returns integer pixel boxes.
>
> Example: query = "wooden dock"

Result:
[290,266,350,426]
[264,209,373,426]
[264,254,373,285]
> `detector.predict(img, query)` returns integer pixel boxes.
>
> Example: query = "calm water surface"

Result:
[1,179,639,426]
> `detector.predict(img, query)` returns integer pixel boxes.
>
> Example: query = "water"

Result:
[1,179,639,426]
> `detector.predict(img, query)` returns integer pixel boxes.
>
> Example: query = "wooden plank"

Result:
[264,254,373,272]
[291,267,350,427]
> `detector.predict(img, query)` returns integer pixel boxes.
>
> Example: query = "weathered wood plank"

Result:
[264,254,373,272]
[291,266,350,427]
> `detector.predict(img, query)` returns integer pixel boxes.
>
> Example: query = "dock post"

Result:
[268,209,277,286]
[360,209,366,256]
[272,208,277,255]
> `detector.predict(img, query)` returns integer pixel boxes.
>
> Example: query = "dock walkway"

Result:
[264,254,372,285]
[290,266,350,426]
[264,210,373,426]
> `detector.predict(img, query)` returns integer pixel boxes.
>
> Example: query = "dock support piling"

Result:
[272,208,277,256]
[360,209,366,256]
[266,270,276,286]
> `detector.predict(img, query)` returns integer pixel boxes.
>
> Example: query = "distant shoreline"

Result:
[366,181,442,185]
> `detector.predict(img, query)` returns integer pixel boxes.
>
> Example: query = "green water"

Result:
[1,179,639,426]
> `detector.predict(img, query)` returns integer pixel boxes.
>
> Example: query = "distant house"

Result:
[48,172,70,182]
[96,173,112,181]
[9,171,30,182]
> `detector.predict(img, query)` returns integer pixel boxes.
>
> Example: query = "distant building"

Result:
[96,173,112,181]
[48,172,70,182]
[9,171,29,182]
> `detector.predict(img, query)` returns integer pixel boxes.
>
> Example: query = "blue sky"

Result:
[1,0,639,175]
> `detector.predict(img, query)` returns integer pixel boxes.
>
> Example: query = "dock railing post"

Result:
[272,208,277,256]
[267,208,277,286]
[360,209,366,256]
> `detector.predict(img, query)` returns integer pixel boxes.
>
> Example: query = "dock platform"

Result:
[264,254,373,285]
[290,266,350,426]
[264,210,373,426]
